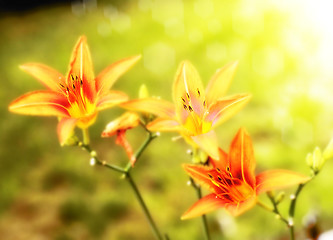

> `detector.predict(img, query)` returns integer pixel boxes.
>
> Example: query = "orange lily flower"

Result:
[122,61,250,159]
[8,36,140,145]
[181,128,310,219]
[102,112,140,166]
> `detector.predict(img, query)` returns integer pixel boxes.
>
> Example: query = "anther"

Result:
[208,173,213,179]
[216,167,221,172]
[80,79,83,85]
[217,176,222,181]
[226,166,230,172]
[181,97,186,103]
[197,88,200,97]
[203,100,206,107]
[71,74,75,81]
[72,83,76,89]
[186,93,190,99]
[188,106,193,112]
[183,104,188,110]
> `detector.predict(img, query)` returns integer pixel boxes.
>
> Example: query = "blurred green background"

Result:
[1,0,333,239]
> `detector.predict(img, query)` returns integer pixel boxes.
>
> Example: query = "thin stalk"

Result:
[288,183,306,240]
[265,194,289,225]
[190,178,211,240]
[82,128,90,145]
[126,172,163,240]
[124,131,157,172]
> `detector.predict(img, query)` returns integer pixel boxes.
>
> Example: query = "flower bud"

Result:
[138,84,149,99]
[323,137,333,160]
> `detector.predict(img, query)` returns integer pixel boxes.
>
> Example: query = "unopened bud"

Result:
[306,153,313,168]
[312,147,322,171]
[138,84,149,99]
[323,137,333,160]
[275,192,285,205]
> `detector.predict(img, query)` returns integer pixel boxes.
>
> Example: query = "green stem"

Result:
[82,128,90,145]
[190,178,211,240]
[124,131,157,172]
[288,183,306,240]
[125,171,163,240]
[79,129,165,240]
[265,193,289,225]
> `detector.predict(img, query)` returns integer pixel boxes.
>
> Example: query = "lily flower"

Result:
[9,36,140,145]
[102,112,140,166]
[122,61,250,159]
[181,128,310,219]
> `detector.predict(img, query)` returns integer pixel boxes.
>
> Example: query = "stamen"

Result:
[217,176,222,181]
[71,74,75,81]
[59,83,65,88]
[216,167,221,172]
[208,173,213,179]
[183,104,188,110]
[72,83,76,89]
[203,100,206,107]
[80,79,83,85]
[186,92,190,99]
[181,97,186,103]
[188,106,193,112]
[197,88,200,97]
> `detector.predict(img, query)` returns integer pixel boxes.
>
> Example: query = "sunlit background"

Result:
[1,0,333,239]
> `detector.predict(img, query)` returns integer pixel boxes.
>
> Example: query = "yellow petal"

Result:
[67,36,96,102]
[147,118,181,132]
[97,91,128,111]
[96,55,141,94]
[191,131,219,160]
[205,61,238,105]
[181,193,226,220]
[9,90,69,117]
[57,118,78,146]
[121,98,175,118]
[256,170,310,195]
[173,61,206,123]
[20,63,65,92]
[206,94,251,128]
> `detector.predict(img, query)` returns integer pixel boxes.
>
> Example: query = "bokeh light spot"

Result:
[143,43,175,75]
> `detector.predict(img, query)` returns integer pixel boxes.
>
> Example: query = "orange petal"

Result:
[9,90,69,117]
[205,61,238,105]
[209,148,229,169]
[256,170,310,195]
[173,61,206,123]
[225,194,257,216]
[67,36,96,102]
[147,118,181,132]
[191,131,219,160]
[183,164,220,193]
[181,193,226,220]
[97,91,128,111]
[20,63,65,92]
[96,55,141,94]
[228,128,256,188]
[57,118,78,145]
[121,98,175,118]
[206,94,251,128]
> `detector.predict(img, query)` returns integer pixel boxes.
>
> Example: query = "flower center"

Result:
[181,88,211,135]
[60,74,96,126]
[208,167,254,203]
